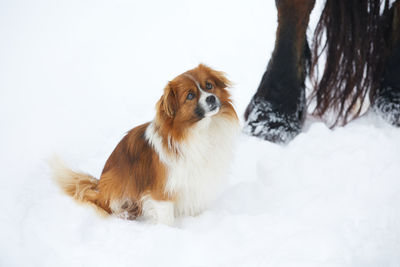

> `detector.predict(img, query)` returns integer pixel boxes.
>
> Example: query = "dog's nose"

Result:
[206,95,216,105]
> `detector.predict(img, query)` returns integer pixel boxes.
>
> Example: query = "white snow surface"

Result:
[1,0,400,266]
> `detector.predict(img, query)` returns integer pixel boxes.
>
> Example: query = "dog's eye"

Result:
[205,82,213,90]
[187,92,195,100]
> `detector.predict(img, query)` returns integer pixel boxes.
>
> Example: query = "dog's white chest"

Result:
[145,116,238,217]
[166,117,238,216]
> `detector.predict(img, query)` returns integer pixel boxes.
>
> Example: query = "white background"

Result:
[1,0,400,266]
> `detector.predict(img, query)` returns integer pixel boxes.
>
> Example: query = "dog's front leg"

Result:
[141,195,175,226]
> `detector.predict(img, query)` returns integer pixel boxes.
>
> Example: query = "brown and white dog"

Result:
[52,64,239,225]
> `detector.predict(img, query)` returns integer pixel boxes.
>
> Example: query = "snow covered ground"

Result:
[1,0,400,266]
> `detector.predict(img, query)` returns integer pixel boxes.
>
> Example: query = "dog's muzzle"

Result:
[203,94,221,117]
[206,95,220,111]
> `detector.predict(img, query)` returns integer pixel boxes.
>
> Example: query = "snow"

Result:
[1,0,400,266]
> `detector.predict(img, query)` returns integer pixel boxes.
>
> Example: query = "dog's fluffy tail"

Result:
[49,157,109,216]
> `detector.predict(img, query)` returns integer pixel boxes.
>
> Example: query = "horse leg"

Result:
[244,0,315,143]
[373,1,400,126]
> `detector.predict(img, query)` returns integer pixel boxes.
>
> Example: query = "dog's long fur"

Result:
[51,64,239,225]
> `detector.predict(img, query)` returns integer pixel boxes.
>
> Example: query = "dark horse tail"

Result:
[310,0,394,126]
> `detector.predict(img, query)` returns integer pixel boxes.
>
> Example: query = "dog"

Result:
[51,64,239,225]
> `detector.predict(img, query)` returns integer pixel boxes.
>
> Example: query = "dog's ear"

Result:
[199,64,232,88]
[158,82,178,118]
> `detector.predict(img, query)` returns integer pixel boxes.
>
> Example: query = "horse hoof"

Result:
[372,86,400,127]
[243,96,305,144]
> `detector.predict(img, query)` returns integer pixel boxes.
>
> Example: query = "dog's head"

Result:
[157,64,233,125]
